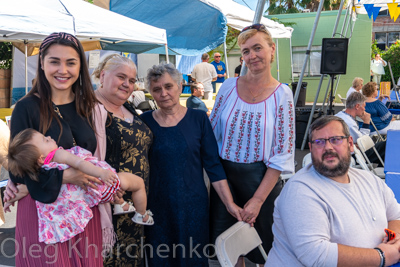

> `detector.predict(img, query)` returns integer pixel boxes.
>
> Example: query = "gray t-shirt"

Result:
[266,165,400,267]
[191,62,217,92]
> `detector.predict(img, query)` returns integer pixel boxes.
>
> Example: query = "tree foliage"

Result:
[266,0,344,15]
[208,26,241,62]
[381,40,400,83]
[0,42,12,70]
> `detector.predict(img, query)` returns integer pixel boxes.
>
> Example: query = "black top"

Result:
[9,95,96,203]
[234,64,242,76]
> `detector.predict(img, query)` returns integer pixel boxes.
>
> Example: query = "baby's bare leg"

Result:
[117,173,147,216]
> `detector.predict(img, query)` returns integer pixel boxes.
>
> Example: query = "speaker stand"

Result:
[327,75,336,115]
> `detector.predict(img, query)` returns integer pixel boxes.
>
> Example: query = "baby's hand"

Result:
[100,170,118,187]
[4,201,14,213]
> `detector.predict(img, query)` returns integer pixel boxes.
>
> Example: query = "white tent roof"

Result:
[207,0,293,38]
[0,0,167,53]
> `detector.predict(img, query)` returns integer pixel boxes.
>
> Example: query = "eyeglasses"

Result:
[215,56,221,58]
[310,136,349,147]
[241,24,267,33]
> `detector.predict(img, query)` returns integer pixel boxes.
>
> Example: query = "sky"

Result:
[233,0,269,13]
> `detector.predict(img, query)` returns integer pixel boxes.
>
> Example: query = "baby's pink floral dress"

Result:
[37,146,120,244]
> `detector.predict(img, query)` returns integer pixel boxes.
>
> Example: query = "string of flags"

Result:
[353,0,400,21]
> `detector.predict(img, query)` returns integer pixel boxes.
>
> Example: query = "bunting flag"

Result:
[387,1,400,22]
[364,4,374,18]
[363,4,381,21]
[372,6,382,21]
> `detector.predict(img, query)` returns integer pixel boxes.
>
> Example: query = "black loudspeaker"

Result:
[320,38,349,75]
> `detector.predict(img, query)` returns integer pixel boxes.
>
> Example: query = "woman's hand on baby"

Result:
[100,170,118,187]
[63,168,101,191]
[111,189,125,204]
[3,179,18,203]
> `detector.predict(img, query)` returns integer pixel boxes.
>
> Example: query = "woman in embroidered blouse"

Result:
[92,54,153,267]
[3,32,103,266]
[362,81,400,135]
[209,24,295,266]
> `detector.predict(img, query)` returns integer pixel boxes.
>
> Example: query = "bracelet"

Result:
[374,247,385,267]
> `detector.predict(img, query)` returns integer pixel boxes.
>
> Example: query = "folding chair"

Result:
[337,94,346,106]
[369,119,386,142]
[302,153,312,167]
[355,136,385,179]
[215,221,267,267]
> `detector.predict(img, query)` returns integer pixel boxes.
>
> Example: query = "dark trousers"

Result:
[209,159,283,264]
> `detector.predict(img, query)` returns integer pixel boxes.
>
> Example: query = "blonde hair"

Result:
[352,77,364,88]
[238,26,275,63]
[92,54,137,85]
[8,129,42,181]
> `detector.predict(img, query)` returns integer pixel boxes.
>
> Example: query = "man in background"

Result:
[234,56,243,77]
[191,53,217,100]
[335,92,386,166]
[186,82,210,116]
[211,52,226,93]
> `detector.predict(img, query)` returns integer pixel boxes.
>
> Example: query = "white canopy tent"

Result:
[208,0,293,38]
[207,0,293,78]
[0,0,168,94]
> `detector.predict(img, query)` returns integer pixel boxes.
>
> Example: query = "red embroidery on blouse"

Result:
[234,111,248,162]
[288,101,294,154]
[253,112,262,162]
[224,109,240,160]
[244,112,254,163]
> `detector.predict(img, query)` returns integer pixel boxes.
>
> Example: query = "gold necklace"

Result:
[120,106,132,123]
[97,89,131,123]
[248,88,265,102]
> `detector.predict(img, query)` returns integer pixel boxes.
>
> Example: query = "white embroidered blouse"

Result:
[210,78,295,174]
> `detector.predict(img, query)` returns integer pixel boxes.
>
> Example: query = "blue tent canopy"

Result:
[106,0,228,56]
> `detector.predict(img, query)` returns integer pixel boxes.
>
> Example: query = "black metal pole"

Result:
[328,75,335,115]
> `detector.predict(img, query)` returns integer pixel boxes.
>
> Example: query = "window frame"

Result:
[292,45,322,78]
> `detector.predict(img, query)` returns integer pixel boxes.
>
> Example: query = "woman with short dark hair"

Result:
[141,62,241,267]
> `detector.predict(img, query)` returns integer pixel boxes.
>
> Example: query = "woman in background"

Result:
[362,81,400,135]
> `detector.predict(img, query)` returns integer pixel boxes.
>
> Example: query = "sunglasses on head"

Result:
[241,24,267,33]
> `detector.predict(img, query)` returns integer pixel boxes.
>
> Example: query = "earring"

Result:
[79,74,82,86]
[100,83,103,88]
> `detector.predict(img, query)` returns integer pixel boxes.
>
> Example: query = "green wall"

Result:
[267,11,372,103]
